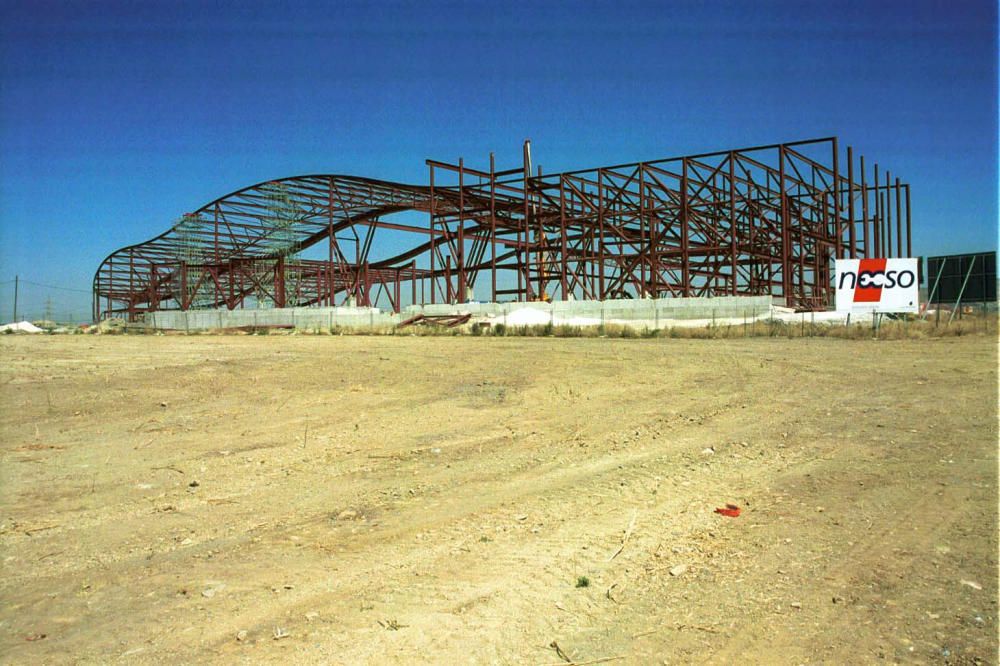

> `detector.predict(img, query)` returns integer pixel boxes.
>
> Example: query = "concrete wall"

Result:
[145,306,398,331]
[143,295,775,331]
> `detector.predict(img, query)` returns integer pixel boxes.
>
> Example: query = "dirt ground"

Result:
[1,334,996,665]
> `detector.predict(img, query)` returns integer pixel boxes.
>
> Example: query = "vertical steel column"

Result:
[429,165,436,304]
[536,165,544,300]
[521,141,531,301]
[394,268,400,313]
[872,162,885,257]
[905,185,912,258]
[327,177,336,306]
[681,158,690,297]
[639,164,646,297]
[226,261,233,309]
[895,177,902,258]
[847,146,856,258]
[729,152,738,295]
[779,145,791,306]
[179,260,187,311]
[885,172,893,258]
[833,137,842,259]
[126,251,134,320]
[445,256,452,303]
[365,262,371,307]
[213,205,220,306]
[490,152,497,303]
[559,176,568,298]
[598,170,606,300]
[457,157,466,303]
[274,255,285,308]
[860,155,869,257]
[149,265,158,311]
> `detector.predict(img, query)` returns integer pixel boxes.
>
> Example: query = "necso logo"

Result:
[838,258,916,302]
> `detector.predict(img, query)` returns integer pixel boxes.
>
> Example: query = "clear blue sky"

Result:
[0,0,996,320]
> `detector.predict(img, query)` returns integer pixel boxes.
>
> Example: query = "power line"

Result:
[4,279,91,294]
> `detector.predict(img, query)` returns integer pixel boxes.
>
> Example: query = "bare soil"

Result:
[1,334,996,665]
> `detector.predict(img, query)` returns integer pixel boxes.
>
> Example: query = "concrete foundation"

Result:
[142,295,777,332]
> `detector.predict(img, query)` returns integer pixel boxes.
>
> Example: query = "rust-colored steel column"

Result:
[274,256,285,308]
[490,152,497,303]
[860,155,869,257]
[559,176,568,299]
[905,185,912,258]
[179,261,187,311]
[458,157,466,303]
[779,145,791,306]
[522,141,531,301]
[885,172,893,258]
[127,250,135,321]
[873,163,881,256]
[429,165,436,305]
[681,158,690,297]
[638,164,646,297]
[895,177,903,258]
[833,137,842,259]
[327,177,335,307]
[847,146,856,258]
[729,152,738,295]
[598,171,606,299]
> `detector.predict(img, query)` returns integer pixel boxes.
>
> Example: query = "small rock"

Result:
[669,564,687,577]
[188,480,199,488]
[960,579,982,591]
[790,601,802,609]
[701,447,715,455]
[337,510,358,520]
[159,402,167,408]
[272,627,289,640]
[305,611,319,621]
[236,630,248,641]
[514,514,528,521]
[180,538,193,546]
[832,596,845,604]
[201,588,216,598]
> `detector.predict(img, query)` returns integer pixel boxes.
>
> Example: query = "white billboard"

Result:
[835,258,919,314]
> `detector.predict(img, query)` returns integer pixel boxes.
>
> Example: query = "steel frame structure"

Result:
[93,137,912,320]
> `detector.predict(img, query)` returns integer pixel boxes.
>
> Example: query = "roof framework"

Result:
[93,137,912,320]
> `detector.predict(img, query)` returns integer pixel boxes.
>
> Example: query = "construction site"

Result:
[92,137,913,330]
[2,139,995,666]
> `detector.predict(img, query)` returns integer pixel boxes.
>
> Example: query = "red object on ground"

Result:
[714,503,741,517]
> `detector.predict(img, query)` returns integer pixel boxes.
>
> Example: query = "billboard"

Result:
[926,252,997,304]
[835,258,919,314]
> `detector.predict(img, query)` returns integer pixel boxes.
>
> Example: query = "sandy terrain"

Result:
[1,334,996,665]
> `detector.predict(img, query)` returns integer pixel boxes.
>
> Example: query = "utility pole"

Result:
[12,275,18,322]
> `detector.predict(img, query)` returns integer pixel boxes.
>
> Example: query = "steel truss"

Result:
[93,137,911,320]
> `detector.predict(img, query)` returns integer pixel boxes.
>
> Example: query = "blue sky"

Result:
[0,0,996,319]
